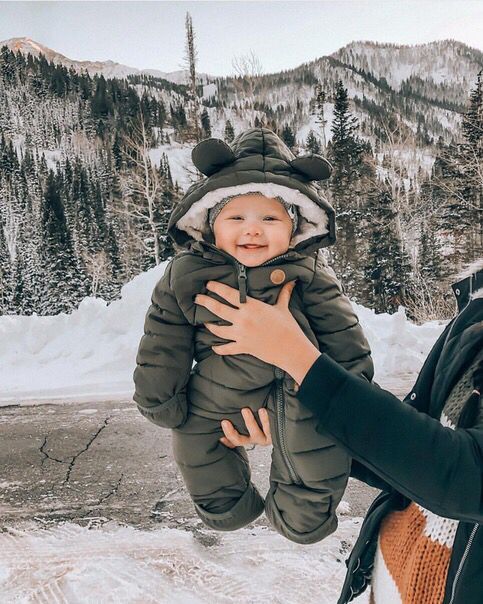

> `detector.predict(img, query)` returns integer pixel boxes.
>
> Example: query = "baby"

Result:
[133,127,373,544]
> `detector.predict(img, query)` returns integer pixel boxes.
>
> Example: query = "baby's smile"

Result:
[238,243,267,249]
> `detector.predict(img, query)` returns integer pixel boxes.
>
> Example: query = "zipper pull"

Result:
[274,367,284,380]
[237,263,247,303]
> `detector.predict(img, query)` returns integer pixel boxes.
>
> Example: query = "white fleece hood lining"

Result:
[175,182,329,247]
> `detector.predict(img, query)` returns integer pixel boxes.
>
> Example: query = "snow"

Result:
[0,261,447,405]
[202,82,218,99]
[149,138,195,190]
[0,519,369,603]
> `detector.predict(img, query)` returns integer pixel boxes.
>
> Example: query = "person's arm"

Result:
[297,352,483,524]
[133,260,194,428]
[194,281,483,523]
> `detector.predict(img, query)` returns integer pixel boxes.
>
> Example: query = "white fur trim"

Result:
[175,182,329,247]
[471,286,483,300]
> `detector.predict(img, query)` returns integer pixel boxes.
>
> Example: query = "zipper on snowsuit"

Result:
[235,262,247,303]
[448,523,479,604]
[235,252,296,303]
[274,366,302,485]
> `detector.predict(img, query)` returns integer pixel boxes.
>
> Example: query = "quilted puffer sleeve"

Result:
[302,252,374,381]
[133,259,194,428]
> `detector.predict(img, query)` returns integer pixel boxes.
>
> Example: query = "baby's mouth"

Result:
[238,244,267,250]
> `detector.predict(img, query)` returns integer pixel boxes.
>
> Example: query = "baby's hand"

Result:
[220,408,272,448]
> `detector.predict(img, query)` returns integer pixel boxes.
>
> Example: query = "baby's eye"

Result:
[263,216,279,221]
[228,216,243,220]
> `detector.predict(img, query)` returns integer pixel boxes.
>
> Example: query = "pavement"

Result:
[0,377,412,533]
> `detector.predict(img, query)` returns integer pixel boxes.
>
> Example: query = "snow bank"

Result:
[0,519,369,603]
[352,302,445,378]
[0,262,446,404]
[0,262,169,404]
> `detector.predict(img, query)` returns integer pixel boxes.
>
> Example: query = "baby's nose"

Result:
[244,221,262,235]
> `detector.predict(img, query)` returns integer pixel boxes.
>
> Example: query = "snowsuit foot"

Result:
[264,393,350,544]
[172,412,264,531]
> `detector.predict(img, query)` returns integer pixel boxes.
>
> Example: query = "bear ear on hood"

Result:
[191,138,236,177]
[289,153,332,181]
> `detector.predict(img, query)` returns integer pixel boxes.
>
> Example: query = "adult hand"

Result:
[220,407,272,448]
[194,280,321,385]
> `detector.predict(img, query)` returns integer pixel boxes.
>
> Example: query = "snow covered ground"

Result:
[0,519,369,603]
[0,260,447,405]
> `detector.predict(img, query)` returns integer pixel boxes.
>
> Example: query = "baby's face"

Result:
[212,194,293,266]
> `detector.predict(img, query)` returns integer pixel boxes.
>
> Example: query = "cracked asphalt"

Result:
[0,377,411,532]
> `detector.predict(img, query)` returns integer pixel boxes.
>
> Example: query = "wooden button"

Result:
[270,269,286,285]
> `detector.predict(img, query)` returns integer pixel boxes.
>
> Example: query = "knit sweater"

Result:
[370,350,483,604]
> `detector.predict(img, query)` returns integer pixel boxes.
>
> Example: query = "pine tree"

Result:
[0,215,13,314]
[201,108,212,138]
[432,142,474,269]
[365,189,412,313]
[327,80,368,300]
[305,129,321,154]
[224,119,235,143]
[41,170,86,314]
[281,124,295,150]
[459,70,483,260]
[90,76,113,138]
[112,132,123,171]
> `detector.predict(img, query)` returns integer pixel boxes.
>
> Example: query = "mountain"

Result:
[0,37,213,84]
[327,39,483,106]
[0,36,481,316]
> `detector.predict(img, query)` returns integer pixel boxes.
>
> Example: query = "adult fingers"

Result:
[241,407,265,442]
[195,293,237,323]
[276,280,297,309]
[212,342,240,355]
[205,281,243,307]
[204,322,234,340]
[221,419,249,446]
[219,436,237,449]
[258,408,272,445]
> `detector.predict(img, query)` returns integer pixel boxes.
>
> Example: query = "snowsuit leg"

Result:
[264,386,350,544]
[172,411,265,531]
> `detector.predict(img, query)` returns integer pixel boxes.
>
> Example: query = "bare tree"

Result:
[182,12,202,142]
[81,249,109,297]
[362,117,419,244]
[312,82,327,150]
[231,50,264,101]
[114,108,165,266]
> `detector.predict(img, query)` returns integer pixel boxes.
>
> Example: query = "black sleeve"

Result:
[297,353,483,524]
[350,459,393,492]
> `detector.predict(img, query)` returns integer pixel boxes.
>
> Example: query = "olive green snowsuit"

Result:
[133,128,374,544]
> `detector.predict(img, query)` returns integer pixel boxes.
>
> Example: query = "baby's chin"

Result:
[231,245,288,267]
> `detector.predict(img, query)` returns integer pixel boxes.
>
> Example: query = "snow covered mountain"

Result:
[329,39,483,106]
[0,37,213,84]
[0,35,481,318]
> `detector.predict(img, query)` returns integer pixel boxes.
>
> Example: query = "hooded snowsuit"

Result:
[133,127,374,544]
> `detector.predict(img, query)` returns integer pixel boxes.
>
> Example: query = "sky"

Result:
[0,0,482,77]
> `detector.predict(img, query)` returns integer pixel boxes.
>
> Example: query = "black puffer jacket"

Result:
[296,262,483,603]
